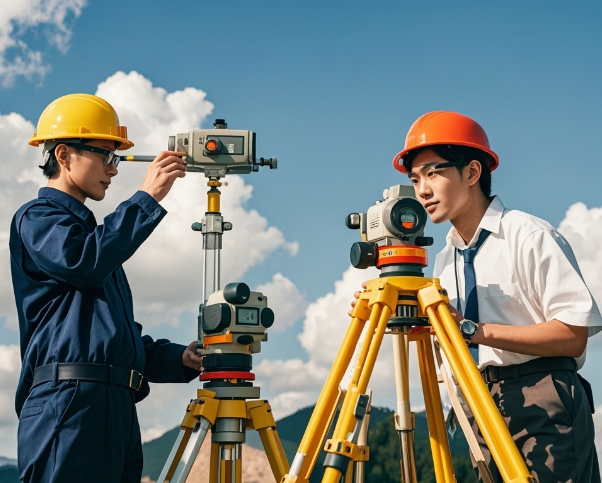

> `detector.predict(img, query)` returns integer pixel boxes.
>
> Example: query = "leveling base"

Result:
[281,276,536,483]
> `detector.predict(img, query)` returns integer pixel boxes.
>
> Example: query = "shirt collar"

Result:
[38,187,94,224]
[446,196,505,249]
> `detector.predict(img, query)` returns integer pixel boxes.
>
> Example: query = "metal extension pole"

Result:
[201,179,224,303]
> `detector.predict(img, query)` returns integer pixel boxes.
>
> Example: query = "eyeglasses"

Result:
[431,161,467,171]
[66,142,122,167]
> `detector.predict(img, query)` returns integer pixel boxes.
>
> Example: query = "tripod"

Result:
[281,246,536,483]
[157,179,289,483]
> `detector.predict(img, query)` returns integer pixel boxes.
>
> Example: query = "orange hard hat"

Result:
[392,111,499,174]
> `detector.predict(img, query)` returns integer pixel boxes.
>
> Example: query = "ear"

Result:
[465,159,482,188]
[54,144,71,171]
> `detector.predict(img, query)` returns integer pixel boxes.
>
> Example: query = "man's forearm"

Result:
[472,319,588,358]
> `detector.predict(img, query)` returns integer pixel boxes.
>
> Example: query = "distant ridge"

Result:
[0,457,19,483]
[142,405,476,482]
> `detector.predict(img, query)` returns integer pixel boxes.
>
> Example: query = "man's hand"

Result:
[140,151,187,202]
[348,282,367,316]
[447,304,463,324]
[182,340,203,371]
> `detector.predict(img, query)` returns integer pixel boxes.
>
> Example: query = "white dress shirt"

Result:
[433,196,602,369]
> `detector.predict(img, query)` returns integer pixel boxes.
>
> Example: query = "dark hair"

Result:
[39,139,92,179]
[403,145,493,198]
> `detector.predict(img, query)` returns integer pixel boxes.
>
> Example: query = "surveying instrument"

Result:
[129,120,289,483]
[280,185,536,483]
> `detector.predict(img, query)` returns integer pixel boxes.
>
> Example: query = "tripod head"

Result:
[346,185,434,326]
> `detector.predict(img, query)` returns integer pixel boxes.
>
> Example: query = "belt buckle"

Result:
[129,370,143,391]
[484,366,499,383]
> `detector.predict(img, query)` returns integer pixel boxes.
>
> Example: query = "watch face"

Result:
[461,319,477,337]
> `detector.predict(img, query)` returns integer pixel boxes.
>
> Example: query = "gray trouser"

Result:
[471,369,600,483]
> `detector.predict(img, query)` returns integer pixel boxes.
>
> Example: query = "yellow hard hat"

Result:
[29,93,134,150]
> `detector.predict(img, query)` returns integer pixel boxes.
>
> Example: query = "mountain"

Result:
[141,405,476,483]
[0,457,19,483]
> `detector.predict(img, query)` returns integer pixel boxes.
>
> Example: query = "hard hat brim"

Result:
[29,133,134,150]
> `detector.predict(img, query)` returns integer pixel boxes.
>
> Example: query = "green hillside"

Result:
[142,405,476,482]
[0,466,19,483]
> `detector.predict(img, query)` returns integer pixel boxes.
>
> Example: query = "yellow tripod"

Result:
[281,274,537,483]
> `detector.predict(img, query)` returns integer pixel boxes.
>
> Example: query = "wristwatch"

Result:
[459,319,478,342]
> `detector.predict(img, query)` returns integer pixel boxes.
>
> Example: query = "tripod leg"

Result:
[210,443,220,483]
[157,417,212,483]
[419,289,535,483]
[433,342,495,483]
[322,302,392,483]
[248,400,290,481]
[392,328,418,483]
[158,390,220,483]
[416,332,455,483]
[284,297,371,483]
[352,390,371,483]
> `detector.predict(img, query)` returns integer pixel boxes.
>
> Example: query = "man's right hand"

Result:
[348,282,367,316]
[140,151,187,202]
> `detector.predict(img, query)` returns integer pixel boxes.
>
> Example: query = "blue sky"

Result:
[1,0,602,458]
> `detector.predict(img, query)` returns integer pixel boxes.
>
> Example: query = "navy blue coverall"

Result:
[9,187,199,483]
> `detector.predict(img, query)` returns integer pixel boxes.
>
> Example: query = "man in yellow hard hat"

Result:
[397,111,601,482]
[10,94,204,483]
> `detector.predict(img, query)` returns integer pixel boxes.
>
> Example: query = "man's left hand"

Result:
[182,341,203,371]
[447,303,463,323]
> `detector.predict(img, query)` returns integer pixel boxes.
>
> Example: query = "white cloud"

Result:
[255,273,306,332]
[0,0,85,85]
[95,71,215,154]
[0,111,41,330]
[0,345,21,458]
[557,202,602,352]
[89,71,298,328]
[557,202,602,307]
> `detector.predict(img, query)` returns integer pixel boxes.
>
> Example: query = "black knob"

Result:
[350,242,377,269]
[237,335,254,345]
[260,308,275,328]
[346,213,361,230]
[415,236,434,247]
[223,283,251,304]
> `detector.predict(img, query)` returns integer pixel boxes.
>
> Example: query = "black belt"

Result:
[481,356,576,384]
[32,363,144,391]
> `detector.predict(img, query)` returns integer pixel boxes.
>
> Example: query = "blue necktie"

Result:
[458,229,491,363]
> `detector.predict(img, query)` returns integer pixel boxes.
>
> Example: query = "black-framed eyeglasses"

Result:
[66,142,122,167]
[432,161,467,171]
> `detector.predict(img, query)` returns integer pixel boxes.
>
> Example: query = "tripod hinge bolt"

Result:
[223,222,233,231]
[191,222,203,231]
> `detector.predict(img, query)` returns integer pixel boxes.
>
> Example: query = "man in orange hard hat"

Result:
[396,111,601,482]
[10,94,204,483]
